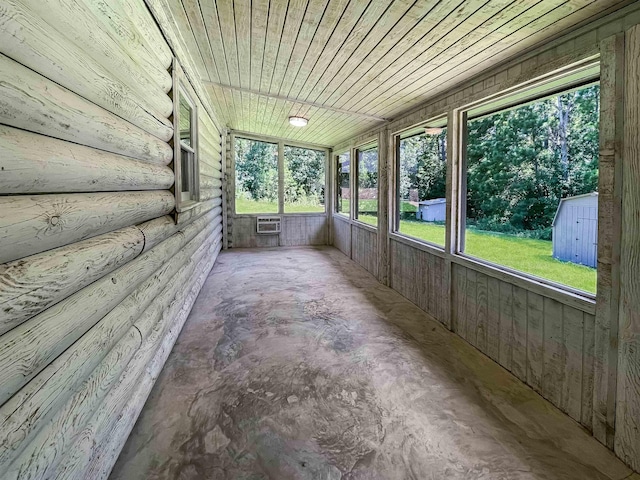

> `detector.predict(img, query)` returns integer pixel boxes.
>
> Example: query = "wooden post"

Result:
[614,23,640,472]
[592,33,624,447]
[378,128,390,285]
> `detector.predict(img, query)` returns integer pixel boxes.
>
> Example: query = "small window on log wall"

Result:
[177,90,198,209]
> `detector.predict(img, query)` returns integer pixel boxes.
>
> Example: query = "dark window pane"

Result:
[179,96,192,146]
[336,152,350,215]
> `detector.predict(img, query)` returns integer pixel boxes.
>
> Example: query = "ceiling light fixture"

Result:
[424,126,443,135]
[289,116,308,127]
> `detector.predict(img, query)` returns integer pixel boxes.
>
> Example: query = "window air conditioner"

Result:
[256,216,281,234]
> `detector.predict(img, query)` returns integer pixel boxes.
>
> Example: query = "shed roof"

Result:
[552,192,598,226]
[418,198,446,206]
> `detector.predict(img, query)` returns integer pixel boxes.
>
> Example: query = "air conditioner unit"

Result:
[256,215,281,234]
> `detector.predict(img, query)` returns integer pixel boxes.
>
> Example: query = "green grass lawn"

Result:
[236,197,324,214]
[237,197,595,293]
[396,219,596,293]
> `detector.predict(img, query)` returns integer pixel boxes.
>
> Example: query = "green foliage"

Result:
[398,129,447,206]
[235,138,278,208]
[466,84,600,232]
[358,147,378,189]
[396,220,596,293]
[284,146,325,208]
[235,139,327,213]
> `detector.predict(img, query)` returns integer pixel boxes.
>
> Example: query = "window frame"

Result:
[353,141,379,228]
[392,116,448,250]
[334,150,351,218]
[172,60,200,214]
[454,62,601,300]
[231,131,329,217]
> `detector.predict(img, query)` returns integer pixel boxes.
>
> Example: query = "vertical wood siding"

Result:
[0,0,224,478]
[351,224,378,278]
[332,216,352,258]
[231,215,327,248]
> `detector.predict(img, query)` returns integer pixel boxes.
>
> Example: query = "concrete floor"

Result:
[110,246,632,480]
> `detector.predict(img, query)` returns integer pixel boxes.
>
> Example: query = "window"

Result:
[284,145,325,213]
[336,152,350,216]
[461,81,600,294]
[395,120,447,247]
[355,145,378,227]
[178,93,197,206]
[235,137,278,214]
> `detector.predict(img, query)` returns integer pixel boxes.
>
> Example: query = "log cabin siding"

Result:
[0,0,223,478]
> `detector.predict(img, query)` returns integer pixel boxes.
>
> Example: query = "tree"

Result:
[465,84,599,235]
[235,138,278,202]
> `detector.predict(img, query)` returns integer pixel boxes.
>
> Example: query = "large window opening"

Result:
[336,152,350,216]
[462,81,600,294]
[396,119,447,247]
[235,137,278,214]
[284,146,325,213]
[356,144,379,227]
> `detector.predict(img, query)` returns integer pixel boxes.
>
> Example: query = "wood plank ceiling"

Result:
[172,0,629,146]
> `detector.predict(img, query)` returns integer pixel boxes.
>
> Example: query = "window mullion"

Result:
[278,141,284,215]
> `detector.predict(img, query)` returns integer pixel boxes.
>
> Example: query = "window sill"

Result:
[352,219,378,233]
[389,232,446,258]
[451,253,596,315]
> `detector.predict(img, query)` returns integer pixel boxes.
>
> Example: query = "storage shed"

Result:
[416,198,446,222]
[552,193,598,268]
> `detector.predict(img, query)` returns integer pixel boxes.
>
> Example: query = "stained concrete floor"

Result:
[110,246,632,480]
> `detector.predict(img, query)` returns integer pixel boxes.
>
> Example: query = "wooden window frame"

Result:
[454,60,601,299]
[231,131,329,217]
[353,141,379,228]
[172,59,200,214]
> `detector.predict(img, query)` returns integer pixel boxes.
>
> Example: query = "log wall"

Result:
[0,0,224,478]
[330,4,640,472]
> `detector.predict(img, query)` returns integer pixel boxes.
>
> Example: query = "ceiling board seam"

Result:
[202,80,389,122]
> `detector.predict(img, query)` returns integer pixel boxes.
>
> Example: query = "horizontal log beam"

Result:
[0,190,175,264]
[0,126,174,194]
[0,224,220,473]
[200,162,222,178]
[0,54,173,164]
[200,188,223,201]
[3,231,220,479]
[53,240,219,480]
[88,0,173,71]
[85,243,222,480]
[21,0,172,94]
[0,211,219,405]
[1,0,173,140]
[0,226,144,335]
[201,176,222,189]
